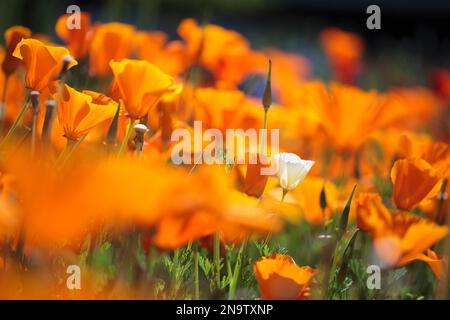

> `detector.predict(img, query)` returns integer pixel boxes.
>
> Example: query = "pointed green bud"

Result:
[105,101,121,146]
[320,182,327,211]
[339,184,357,238]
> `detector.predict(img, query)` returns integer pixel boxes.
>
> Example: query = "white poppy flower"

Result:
[273,153,315,191]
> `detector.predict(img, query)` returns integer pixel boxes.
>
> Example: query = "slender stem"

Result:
[56,136,85,168]
[56,138,76,166]
[281,188,288,203]
[171,249,180,297]
[213,232,221,290]
[55,75,67,106]
[117,118,134,157]
[0,76,9,134]
[260,109,268,155]
[1,91,30,146]
[29,92,41,155]
[41,101,55,147]
[193,242,200,300]
[263,108,268,130]
[31,111,38,155]
[228,239,247,300]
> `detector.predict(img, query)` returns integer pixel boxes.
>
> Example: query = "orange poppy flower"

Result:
[385,87,443,130]
[399,134,450,177]
[373,212,448,267]
[402,249,447,280]
[152,210,218,250]
[355,193,391,233]
[55,12,92,59]
[110,59,177,119]
[177,18,256,85]
[355,192,448,268]
[253,254,317,300]
[3,152,176,247]
[0,171,18,240]
[151,168,280,249]
[243,153,271,198]
[1,25,31,76]
[194,88,264,133]
[290,177,339,225]
[54,84,116,140]
[133,31,168,62]
[264,49,311,106]
[0,48,25,123]
[218,189,283,243]
[13,38,77,91]
[391,158,441,210]
[89,22,135,77]
[194,87,245,130]
[302,82,407,152]
[319,28,364,84]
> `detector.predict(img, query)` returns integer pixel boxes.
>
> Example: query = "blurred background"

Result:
[1,0,450,90]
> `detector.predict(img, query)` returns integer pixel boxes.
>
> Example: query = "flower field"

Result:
[0,3,449,301]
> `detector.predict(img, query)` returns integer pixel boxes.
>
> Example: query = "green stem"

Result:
[213,232,221,290]
[1,91,30,146]
[193,242,200,300]
[31,111,38,155]
[62,136,85,165]
[56,138,77,166]
[228,239,247,300]
[281,188,288,203]
[171,249,180,297]
[260,109,268,155]
[117,118,134,157]
[55,75,67,106]
[0,76,9,134]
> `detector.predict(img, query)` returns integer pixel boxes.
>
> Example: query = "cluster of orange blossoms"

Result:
[0,12,449,300]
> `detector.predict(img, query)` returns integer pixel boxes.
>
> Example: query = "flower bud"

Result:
[262,59,272,110]
[273,152,314,191]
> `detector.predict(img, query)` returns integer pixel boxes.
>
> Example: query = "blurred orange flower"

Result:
[291,177,338,225]
[243,154,271,198]
[3,152,213,247]
[55,12,93,59]
[2,25,31,76]
[391,158,441,210]
[0,171,18,240]
[177,18,262,86]
[153,210,218,250]
[0,48,25,123]
[54,84,116,140]
[402,249,448,279]
[373,212,448,267]
[399,134,450,177]
[134,31,168,63]
[432,69,450,103]
[194,88,263,133]
[319,28,364,84]
[110,59,177,119]
[303,82,406,152]
[355,193,391,233]
[254,254,317,300]
[265,49,311,106]
[89,22,135,77]
[386,87,443,130]
[355,192,448,269]
[13,38,77,91]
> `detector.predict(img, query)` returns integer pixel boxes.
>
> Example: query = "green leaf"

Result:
[337,229,359,283]
[339,184,357,237]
